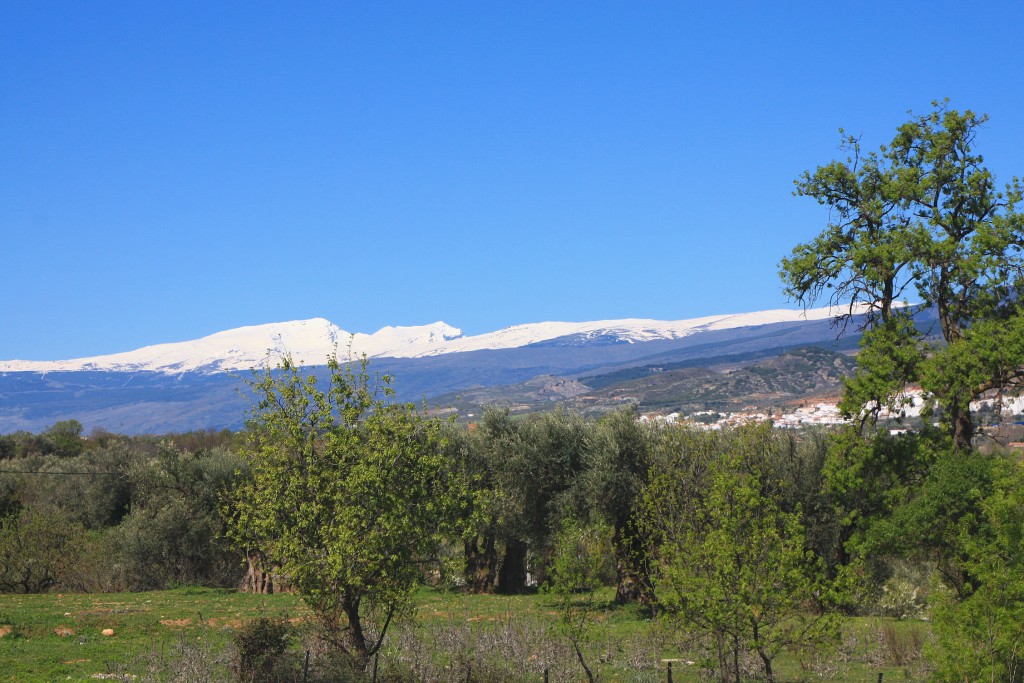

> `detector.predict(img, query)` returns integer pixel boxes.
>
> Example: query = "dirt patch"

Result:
[159,619,193,628]
[54,626,75,637]
[0,626,11,638]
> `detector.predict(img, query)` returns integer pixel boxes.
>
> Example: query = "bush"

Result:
[0,506,86,592]
[60,528,126,593]
[116,446,245,590]
[868,560,931,620]
[231,617,292,682]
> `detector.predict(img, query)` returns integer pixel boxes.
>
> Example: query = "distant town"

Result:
[641,389,1024,439]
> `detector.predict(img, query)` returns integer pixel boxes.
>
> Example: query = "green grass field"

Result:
[0,588,304,681]
[0,587,931,682]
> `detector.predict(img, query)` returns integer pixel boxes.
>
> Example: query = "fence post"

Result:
[661,658,681,683]
[543,667,549,683]
[877,674,884,683]
[302,650,310,683]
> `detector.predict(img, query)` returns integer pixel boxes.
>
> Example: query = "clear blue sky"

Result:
[3,2,1023,360]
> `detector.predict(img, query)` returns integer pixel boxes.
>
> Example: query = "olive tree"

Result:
[227,356,458,668]
[586,406,657,604]
[463,407,593,594]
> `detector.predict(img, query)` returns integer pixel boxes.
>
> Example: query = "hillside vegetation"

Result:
[434,345,858,418]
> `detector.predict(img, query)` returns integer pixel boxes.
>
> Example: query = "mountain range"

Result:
[0,305,865,434]
[0,307,851,374]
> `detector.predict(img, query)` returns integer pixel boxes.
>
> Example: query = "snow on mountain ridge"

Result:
[352,322,464,350]
[0,305,856,374]
[2,318,353,374]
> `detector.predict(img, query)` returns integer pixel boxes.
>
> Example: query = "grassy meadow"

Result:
[0,587,929,682]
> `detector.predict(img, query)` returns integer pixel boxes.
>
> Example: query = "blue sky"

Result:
[3,2,1024,360]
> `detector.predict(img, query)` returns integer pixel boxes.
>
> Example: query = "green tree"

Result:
[43,419,85,458]
[642,426,841,683]
[546,518,615,683]
[821,428,939,577]
[781,101,1024,448]
[466,407,593,594]
[227,356,457,668]
[586,406,657,604]
[858,440,997,599]
[929,455,1024,681]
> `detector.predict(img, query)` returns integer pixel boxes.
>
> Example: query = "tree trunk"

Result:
[732,634,741,683]
[240,550,274,594]
[463,535,498,593]
[342,592,370,670]
[496,540,529,594]
[614,562,643,604]
[754,620,774,683]
[572,638,596,683]
[613,525,654,605]
[759,648,775,683]
[951,403,975,450]
[716,631,729,683]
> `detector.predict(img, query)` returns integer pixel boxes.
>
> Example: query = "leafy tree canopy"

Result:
[227,356,461,668]
[781,100,1024,447]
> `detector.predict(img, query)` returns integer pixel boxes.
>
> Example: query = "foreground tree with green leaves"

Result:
[923,451,1024,682]
[781,100,1024,448]
[641,425,842,683]
[227,356,461,668]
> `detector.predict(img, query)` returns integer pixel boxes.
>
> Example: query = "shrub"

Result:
[0,506,86,592]
[231,617,292,683]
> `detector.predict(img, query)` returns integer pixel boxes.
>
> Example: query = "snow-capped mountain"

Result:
[0,319,462,374]
[0,303,876,434]
[0,306,850,375]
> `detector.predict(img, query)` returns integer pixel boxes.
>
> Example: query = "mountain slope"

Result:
[0,306,871,433]
[0,319,462,374]
[428,344,858,418]
[0,306,854,375]
[589,345,858,411]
